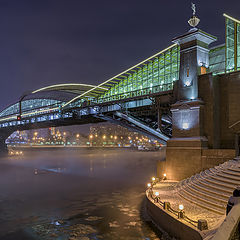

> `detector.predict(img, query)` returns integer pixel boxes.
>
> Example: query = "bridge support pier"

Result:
[0,139,8,155]
[158,100,208,180]
[0,130,12,156]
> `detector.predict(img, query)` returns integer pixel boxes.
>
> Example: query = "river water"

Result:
[0,148,169,240]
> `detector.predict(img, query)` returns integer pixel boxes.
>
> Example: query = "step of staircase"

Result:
[221,169,240,177]
[209,174,240,185]
[194,178,233,195]
[190,181,229,201]
[184,184,227,204]
[227,167,240,173]
[178,189,225,215]
[175,159,240,215]
[202,176,238,190]
[216,171,240,181]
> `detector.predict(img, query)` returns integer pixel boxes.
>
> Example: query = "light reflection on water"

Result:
[0,148,169,240]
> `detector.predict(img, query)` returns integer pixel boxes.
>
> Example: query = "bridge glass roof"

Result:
[97,44,180,103]
[32,84,108,98]
[0,99,62,118]
[60,44,180,108]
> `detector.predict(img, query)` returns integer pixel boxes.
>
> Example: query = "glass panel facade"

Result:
[226,18,235,72]
[237,24,240,70]
[0,99,62,117]
[225,16,240,72]
[98,45,180,103]
[209,16,240,75]
[209,45,226,75]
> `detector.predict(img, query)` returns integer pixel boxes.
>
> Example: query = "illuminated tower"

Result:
[172,27,216,100]
[163,4,217,180]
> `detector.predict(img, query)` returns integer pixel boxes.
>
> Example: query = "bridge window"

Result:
[209,46,225,75]
[226,18,235,72]
[225,16,240,72]
[97,45,180,103]
[0,99,62,118]
[237,24,240,70]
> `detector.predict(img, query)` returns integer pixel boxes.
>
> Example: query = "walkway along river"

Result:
[0,148,171,240]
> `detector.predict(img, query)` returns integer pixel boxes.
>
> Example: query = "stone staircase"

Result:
[176,158,240,215]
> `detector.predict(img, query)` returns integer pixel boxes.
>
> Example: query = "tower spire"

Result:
[188,3,200,29]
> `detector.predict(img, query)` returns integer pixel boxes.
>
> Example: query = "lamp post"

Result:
[178,204,185,219]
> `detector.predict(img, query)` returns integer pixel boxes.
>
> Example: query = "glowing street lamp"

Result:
[102,135,106,140]
[179,204,184,210]
[178,204,185,218]
[163,173,167,180]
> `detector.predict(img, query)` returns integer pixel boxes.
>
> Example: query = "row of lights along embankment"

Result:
[147,174,185,219]
[146,175,208,230]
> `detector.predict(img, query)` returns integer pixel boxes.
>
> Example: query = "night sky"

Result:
[0,0,239,110]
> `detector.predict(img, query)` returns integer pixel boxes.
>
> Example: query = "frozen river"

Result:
[0,148,169,240]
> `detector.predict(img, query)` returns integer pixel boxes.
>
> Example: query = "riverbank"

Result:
[146,181,225,240]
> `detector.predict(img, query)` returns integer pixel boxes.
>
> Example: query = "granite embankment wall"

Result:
[212,204,240,240]
[146,194,203,240]
[157,149,235,181]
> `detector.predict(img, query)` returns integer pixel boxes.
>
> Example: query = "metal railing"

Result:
[147,180,208,231]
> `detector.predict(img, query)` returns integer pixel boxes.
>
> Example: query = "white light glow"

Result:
[185,80,191,87]
[179,204,184,210]
[182,122,189,130]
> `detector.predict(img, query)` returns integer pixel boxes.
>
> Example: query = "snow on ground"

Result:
[150,181,225,231]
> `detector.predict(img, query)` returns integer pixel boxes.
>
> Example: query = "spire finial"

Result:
[191,3,196,16]
[188,3,200,28]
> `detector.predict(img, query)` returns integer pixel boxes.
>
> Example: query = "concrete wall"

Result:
[198,71,240,149]
[158,148,235,181]
[198,73,220,148]
[201,149,235,170]
[212,204,240,240]
[228,72,240,134]
[146,194,203,240]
